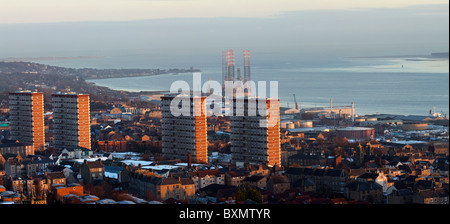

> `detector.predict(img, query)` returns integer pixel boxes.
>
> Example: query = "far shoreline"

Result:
[0,56,101,62]
[85,71,193,81]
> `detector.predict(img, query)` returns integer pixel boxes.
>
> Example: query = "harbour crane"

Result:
[293,94,299,110]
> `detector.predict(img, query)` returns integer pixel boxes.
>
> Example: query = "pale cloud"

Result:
[0,0,448,24]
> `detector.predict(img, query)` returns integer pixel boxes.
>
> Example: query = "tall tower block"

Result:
[161,94,208,163]
[9,91,45,152]
[230,97,281,167]
[52,93,91,149]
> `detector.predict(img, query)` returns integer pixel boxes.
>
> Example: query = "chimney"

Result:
[352,102,355,123]
[330,98,333,113]
[375,157,382,167]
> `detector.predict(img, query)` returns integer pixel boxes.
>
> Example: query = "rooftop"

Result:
[288,127,331,133]
[337,127,374,131]
[0,142,32,148]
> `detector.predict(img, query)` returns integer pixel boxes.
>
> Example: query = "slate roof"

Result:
[417,189,448,199]
[188,169,223,178]
[345,181,383,191]
[314,169,326,176]
[180,178,194,185]
[358,173,379,180]
[198,184,237,197]
[160,177,180,185]
[226,171,249,177]
[292,178,316,188]
[349,169,366,177]
[0,142,32,148]
[46,172,65,179]
[285,168,345,177]
[325,169,344,177]
[289,154,324,160]
[269,175,289,184]
[392,115,434,121]
[414,180,434,190]
[243,175,266,183]
[396,189,414,196]
[105,166,124,173]
[85,160,104,169]
[404,175,418,183]
[284,167,304,175]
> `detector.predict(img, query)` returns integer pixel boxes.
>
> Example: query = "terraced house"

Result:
[80,159,105,184]
[284,167,349,195]
[125,166,195,201]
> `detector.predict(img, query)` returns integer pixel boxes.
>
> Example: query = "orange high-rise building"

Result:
[9,91,45,152]
[161,93,208,163]
[52,93,91,150]
[230,97,281,167]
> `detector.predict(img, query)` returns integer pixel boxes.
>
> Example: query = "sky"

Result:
[1,0,449,24]
[0,0,448,60]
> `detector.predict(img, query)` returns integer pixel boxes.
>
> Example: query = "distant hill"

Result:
[0,61,190,111]
[0,61,200,80]
[430,52,449,58]
[0,66,129,111]
[349,52,449,59]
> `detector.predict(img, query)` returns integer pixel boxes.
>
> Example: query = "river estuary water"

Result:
[36,54,449,116]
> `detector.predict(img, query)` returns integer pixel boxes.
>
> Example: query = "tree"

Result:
[102,181,114,199]
[247,189,263,203]
[236,188,262,203]
[92,185,105,199]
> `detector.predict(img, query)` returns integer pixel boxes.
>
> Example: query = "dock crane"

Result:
[293,94,299,110]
